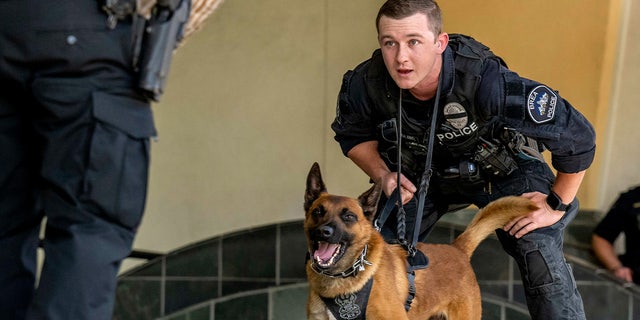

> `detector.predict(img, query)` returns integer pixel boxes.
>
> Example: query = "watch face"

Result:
[547,191,568,211]
[547,193,559,209]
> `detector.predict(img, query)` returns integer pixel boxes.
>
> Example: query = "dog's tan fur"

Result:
[303,163,536,319]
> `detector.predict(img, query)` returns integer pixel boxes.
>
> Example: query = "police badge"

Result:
[527,85,558,124]
[443,102,468,129]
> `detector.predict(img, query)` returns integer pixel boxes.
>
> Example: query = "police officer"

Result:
[331,0,595,319]
[592,185,640,285]
[0,1,157,319]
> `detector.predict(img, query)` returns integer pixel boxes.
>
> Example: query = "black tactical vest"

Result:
[365,34,513,182]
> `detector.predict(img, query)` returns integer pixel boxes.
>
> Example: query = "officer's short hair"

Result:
[376,0,443,39]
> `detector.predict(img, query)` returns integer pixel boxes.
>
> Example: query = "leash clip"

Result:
[373,219,381,231]
[406,245,417,258]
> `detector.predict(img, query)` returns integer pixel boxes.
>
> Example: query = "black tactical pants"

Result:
[0,1,155,319]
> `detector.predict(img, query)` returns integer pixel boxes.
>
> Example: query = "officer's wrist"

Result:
[374,171,392,184]
[546,190,571,212]
[609,265,624,273]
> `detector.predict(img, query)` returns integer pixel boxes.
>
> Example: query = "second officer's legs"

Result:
[25,79,155,320]
[19,1,156,317]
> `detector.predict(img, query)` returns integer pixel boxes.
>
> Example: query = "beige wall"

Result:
[598,0,640,210]
[440,0,610,208]
[136,0,384,259]
[124,0,637,271]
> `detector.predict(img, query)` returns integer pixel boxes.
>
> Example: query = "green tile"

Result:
[580,282,630,319]
[166,239,219,277]
[189,305,210,320]
[222,227,276,279]
[505,307,530,320]
[113,279,161,320]
[471,238,511,281]
[279,222,308,280]
[215,293,268,320]
[164,280,218,315]
[272,286,308,320]
[480,300,502,320]
[221,280,275,296]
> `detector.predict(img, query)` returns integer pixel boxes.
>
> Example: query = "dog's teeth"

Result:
[313,243,342,267]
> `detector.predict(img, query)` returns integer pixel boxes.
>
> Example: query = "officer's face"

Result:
[378,13,447,99]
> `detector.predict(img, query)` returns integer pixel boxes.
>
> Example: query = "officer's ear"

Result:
[435,32,448,53]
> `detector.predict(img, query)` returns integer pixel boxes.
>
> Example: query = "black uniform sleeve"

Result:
[484,62,596,173]
[331,62,377,156]
[594,191,632,244]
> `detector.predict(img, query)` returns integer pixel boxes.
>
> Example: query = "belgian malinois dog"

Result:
[303,163,536,319]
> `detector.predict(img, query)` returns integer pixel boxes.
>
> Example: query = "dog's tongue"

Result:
[314,242,339,261]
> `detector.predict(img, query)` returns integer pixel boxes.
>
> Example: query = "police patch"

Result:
[443,102,468,129]
[527,85,558,124]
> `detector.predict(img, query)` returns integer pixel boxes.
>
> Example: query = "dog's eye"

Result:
[341,210,357,222]
[312,207,324,218]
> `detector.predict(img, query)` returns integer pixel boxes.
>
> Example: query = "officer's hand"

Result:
[380,172,416,205]
[611,266,634,283]
[503,191,564,238]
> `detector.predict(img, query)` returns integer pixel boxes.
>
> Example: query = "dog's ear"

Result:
[304,162,327,212]
[358,183,382,221]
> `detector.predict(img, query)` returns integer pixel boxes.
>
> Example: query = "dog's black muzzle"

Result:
[312,223,345,244]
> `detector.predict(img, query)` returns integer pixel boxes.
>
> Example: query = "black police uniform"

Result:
[593,186,640,285]
[0,1,155,319]
[331,34,595,319]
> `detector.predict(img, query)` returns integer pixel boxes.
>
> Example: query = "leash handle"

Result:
[374,188,399,232]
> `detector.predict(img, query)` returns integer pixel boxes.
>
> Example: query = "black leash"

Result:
[374,69,443,248]
[382,70,442,256]
[396,87,408,246]
[373,71,442,312]
[412,71,443,245]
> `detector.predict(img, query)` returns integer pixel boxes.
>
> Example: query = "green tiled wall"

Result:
[115,211,640,320]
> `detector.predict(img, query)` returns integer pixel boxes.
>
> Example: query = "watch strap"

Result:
[546,190,570,211]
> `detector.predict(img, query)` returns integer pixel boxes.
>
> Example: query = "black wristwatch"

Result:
[546,191,570,211]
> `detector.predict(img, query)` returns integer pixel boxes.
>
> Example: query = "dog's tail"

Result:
[452,196,538,258]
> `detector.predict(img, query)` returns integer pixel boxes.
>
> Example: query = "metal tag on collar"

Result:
[358,245,373,271]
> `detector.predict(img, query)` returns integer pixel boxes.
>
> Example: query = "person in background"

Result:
[592,185,640,285]
[331,0,595,318]
[0,0,218,318]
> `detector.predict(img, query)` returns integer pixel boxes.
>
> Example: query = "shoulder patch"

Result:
[527,85,558,123]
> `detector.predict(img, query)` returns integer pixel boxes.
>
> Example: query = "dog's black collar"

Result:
[311,244,373,278]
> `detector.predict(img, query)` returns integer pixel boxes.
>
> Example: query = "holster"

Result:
[474,137,518,177]
[102,0,190,102]
[135,0,190,101]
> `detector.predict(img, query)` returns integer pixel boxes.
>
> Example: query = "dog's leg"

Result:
[427,313,447,320]
[307,293,331,320]
[437,290,481,320]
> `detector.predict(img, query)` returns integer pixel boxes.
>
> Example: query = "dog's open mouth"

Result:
[313,241,345,268]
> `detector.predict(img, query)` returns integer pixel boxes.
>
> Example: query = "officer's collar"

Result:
[441,46,455,97]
